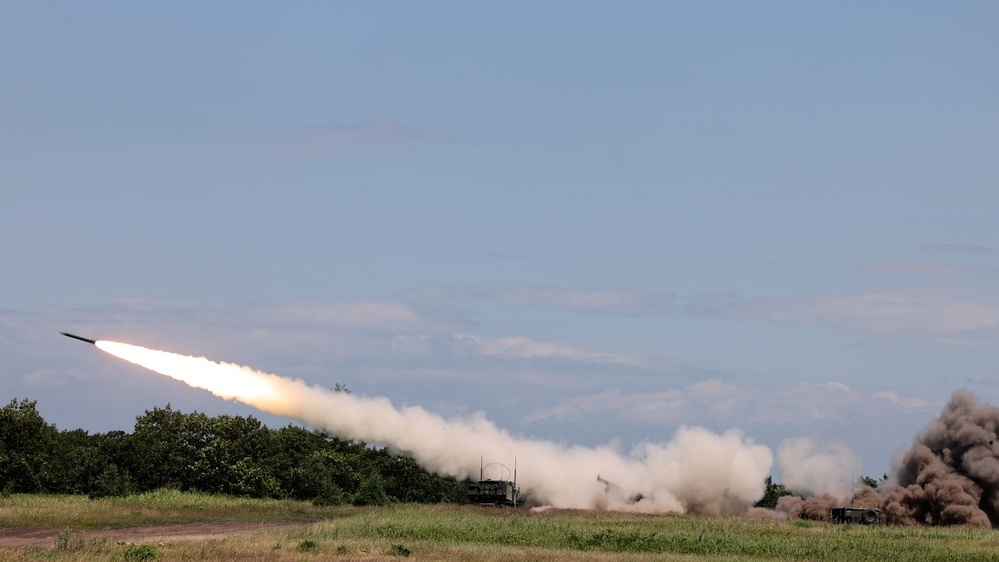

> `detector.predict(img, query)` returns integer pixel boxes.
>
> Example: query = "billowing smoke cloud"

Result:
[772,390,999,527]
[95,341,772,514]
[883,390,999,526]
[777,438,861,497]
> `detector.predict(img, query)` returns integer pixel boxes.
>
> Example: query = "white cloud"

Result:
[970,371,999,386]
[472,284,999,341]
[688,380,739,396]
[22,367,90,387]
[522,388,686,425]
[457,334,644,366]
[71,300,445,334]
[521,379,936,435]
[520,380,745,427]
[246,302,425,330]
[484,286,675,315]
[726,289,999,337]
[776,381,861,422]
[870,391,929,409]
[521,403,584,424]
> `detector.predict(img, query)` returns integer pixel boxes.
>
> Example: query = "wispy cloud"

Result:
[723,289,999,337]
[456,334,645,366]
[416,283,999,340]
[67,300,442,332]
[776,382,861,422]
[21,367,91,387]
[922,243,995,256]
[522,388,686,425]
[967,371,999,386]
[852,261,999,279]
[267,121,473,156]
[483,286,675,315]
[871,391,929,409]
[521,379,937,429]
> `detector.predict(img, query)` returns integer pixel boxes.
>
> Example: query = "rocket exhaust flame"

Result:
[90,339,774,514]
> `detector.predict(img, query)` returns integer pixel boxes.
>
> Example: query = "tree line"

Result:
[0,398,466,505]
[3,397,868,510]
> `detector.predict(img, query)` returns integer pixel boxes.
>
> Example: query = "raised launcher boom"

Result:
[467,457,520,507]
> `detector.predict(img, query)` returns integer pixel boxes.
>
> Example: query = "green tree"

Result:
[45,429,110,494]
[754,475,791,509]
[267,425,331,498]
[375,455,463,503]
[89,462,135,499]
[353,473,391,506]
[189,414,280,497]
[125,405,212,491]
[0,399,57,493]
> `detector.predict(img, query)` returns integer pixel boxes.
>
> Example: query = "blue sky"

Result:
[2,2,998,476]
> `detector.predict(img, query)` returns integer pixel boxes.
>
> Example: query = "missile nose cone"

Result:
[61,332,97,345]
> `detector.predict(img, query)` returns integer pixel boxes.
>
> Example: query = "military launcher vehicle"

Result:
[467,458,520,507]
[830,506,882,524]
[597,475,643,504]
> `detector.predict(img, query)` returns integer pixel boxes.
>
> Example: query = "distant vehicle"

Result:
[597,475,643,504]
[467,458,519,507]
[830,506,882,524]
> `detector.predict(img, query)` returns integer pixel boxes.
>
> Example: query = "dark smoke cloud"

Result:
[775,488,882,522]
[883,390,999,526]
[776,494,839,520]
[775,390,999,527]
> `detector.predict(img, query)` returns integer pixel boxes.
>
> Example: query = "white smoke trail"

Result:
[96,340,773,513]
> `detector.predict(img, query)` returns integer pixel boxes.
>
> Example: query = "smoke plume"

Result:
[772,390,999,527]
[882,390,999,526]
[95,340,772,514]
[777,438,861,497]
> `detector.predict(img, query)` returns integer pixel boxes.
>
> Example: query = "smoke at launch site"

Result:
[772,390,999,527]
[94,338,999,525]
[95,340,775,514]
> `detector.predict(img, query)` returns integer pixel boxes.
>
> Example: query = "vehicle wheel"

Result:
[862,510,878,524]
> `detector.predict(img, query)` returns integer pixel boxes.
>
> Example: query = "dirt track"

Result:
[0,521,313,549]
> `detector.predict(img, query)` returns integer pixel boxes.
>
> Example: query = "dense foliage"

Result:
[754,474,792,509]
[0,398,467,505]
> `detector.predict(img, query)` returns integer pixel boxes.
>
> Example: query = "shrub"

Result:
[353,474,391,506]
[123,544,158,561]
[388,544,412,557]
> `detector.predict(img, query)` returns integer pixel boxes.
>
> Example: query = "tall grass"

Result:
[0,490,336,528]
[3,496,999,561]
[305,504,999,561]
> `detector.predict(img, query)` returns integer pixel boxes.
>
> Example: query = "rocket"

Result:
[60,332,97,345]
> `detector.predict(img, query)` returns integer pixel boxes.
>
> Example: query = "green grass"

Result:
[3,494,999,561]
[306,504,999,561]
[0,489,335,529]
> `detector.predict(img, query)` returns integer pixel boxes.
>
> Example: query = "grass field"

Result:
[2,492,999,561]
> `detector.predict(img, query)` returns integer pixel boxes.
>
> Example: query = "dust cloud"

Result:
[774,390,999,527]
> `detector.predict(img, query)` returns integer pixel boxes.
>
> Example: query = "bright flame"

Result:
[96,341,293,412]
[96,339,777,514]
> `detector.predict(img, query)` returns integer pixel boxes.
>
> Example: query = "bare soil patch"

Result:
[0,521,313,549]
